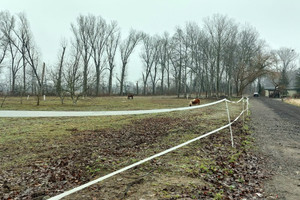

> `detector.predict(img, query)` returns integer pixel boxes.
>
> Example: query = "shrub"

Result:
[293,93,300,99]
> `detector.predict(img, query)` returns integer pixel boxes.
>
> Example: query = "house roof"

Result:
[262,70,297,90]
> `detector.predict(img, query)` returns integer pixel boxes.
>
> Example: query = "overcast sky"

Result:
[2,0,300,82]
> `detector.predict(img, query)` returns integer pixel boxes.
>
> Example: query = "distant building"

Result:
[262,71,297,98]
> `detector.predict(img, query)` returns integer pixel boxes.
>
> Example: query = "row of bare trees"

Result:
[1,11,298,105]
[0,11,47,105]
[54,15,145,103]
[138,15,275,97]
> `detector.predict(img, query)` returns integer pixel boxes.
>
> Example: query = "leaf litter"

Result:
[0,111,271,199]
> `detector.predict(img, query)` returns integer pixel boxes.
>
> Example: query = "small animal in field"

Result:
[189,98,200,106]
[127,94,134,99]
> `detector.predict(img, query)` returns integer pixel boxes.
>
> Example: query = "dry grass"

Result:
[284,98,300,107]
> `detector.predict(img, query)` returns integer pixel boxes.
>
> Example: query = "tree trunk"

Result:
[12,76,15,95]
[143,82,146,95]
[119,63,126,95]
[22,47,26,93]
[108,69,113,95]
[161,64,165,95]
[177,64,182,98]
[37,63,46,106]
[96,67,100,95]
[83,61,88,96]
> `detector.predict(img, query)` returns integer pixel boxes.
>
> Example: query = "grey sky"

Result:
[2,0,300,82]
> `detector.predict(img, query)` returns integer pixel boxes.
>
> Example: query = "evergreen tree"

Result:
[296,68,300,93]
[278,68,289,96]
[258,82,264,95]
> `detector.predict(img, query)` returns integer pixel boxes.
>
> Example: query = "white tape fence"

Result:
[49,97,249,200]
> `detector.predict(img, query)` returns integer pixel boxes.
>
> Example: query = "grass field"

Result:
[0,96,210,111]
[284,98,300,107]
[0,96,265,199]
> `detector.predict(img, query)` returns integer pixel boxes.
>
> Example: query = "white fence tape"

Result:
[49,97,247,200]
[225,98,244,104]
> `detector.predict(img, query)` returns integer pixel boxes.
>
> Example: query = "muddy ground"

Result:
[250,97,300,200]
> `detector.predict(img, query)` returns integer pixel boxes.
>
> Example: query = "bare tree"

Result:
[269,48,298,95]
[275,47,298,71]
[169,27,185,98]
[20,18,44,105]
[0,11,21,94]
[0,39,7,72]
[202,32,216,97]
[11,13,30,98]
[233,26,273,95]
[17,13,29,97]
[119,29,143,95]
[1,12,24,94]
[239,52,273,95]
[88,15,103,96]
[89,17,117,95]
[149,39,160,95]
[2,13,44,104]
[222,28,238,97]
[71,15,94,96]
[52,40,67,104]
[8,38,22,95]
[0,41,8,69]
[141,35,157,95]
[185,23,204,97]
[204,14,237,97]
[158,32,170,94]
[65,43,82,104]
[0,11,9,78]
[106,23,120,95]
[181,23,199,98]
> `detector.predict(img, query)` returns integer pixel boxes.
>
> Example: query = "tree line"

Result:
[0,11,298,105]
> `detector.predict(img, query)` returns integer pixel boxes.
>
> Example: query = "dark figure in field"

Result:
[189,98,200,106]
[127,94,134,99]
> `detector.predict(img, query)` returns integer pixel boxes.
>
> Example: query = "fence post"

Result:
[225,101,234,147]
[242,98,245,126]
[247,98,249,116]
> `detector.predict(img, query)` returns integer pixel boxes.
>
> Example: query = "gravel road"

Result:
[250,97,300,200]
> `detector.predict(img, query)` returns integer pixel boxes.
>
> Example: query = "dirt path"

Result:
[250,97,300,199]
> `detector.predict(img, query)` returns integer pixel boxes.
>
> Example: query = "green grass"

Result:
[0,114,144,171]
[0,96,214,111]
[0,96,246,199]
[0,97,242,170]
